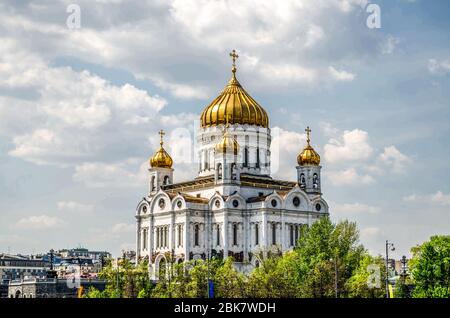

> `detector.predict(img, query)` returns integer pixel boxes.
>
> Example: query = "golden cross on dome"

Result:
[305,126,311,145]
[158,129,165,146]
[229,49,239,73]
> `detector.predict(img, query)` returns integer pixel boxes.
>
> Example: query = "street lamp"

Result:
[329,257,338,298]
[385,240,395,298]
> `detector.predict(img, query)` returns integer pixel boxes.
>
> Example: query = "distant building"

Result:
[0,254,49,281]
[7,277,106,298]
[55,248,111,261]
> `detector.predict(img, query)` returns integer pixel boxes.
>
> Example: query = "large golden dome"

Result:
[150,130,173,169]
[200,50,269,128]
[297,127,321,166]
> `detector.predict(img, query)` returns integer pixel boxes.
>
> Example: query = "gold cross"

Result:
[158,129,165,146]
[305,126,311,144]
[229,49,239,73]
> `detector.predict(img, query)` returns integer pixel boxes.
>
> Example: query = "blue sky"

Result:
[0,0,449,258]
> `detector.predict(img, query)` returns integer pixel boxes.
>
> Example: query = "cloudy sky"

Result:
[0,0,449,258]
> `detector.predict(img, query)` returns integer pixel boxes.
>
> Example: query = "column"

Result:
[183,215,190,261]
[136,218,141,260]
[223,212,228,258]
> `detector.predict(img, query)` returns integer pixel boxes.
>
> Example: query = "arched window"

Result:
[256,147,260,168]
[216,225,220,246]
[178,225,183,247]
[255,223,259,246]
[231,163,237,180]
[233,224,238,246]
[142,229,148,250]
[217,163,222,180]
[156,228,160,248]
[300,173,306,187]
[313,173,319,188]
[151,176,156,191]
[289,225,294,246]
[272,223,277,245]
[194,224,199,246]
[159,258,166,280]
[244,147,249,167]
[163,175,170,185]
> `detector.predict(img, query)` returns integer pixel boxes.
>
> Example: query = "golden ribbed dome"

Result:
[215,128,239,155]
[150,130,173,169]
[298,126,320,166]
[200,50,269,128]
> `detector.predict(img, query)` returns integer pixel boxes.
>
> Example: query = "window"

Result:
[151,176,156,191]
[244,147,249,167]
[217,163,222,180]
[256,147,260,168]
[300,173,306,187]
[164,226,168,248]
[231,163,237,180]
[216,225,220,246]
[178,225,183,247]
[289,225,294,246]
[295,225,299,245]
[233,224,238,246]
[156,228,160,248]
[271,199,277,207]
[272,223,276,245]
[313,173,319,188]
[293,196,300,207]
[194,224,199,246]
[255,223,259,246]
[163,175,170,185]
[232,199,239,208]
[143,229,148,250]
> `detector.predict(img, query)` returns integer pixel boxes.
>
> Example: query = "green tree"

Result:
[295,217,365,297]
[346,254,386,298]
[409,235,450,298]
[214,257,246,297]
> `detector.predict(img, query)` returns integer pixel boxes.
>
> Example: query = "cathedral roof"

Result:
[200,50,269,129]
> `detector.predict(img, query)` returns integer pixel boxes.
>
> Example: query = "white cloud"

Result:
[73,160,147,188]
[111,223,135,234]
[324,129,373,164]
[57,201,94,213]
[326,168,375,186]
[378,146,411,173]
[328,66,356,81]
[428,58,450,75]
[403,191,450,206]
[360,226,383,240]
[271,127,307,180]
[15,215,64,230]
[331,201,381,216]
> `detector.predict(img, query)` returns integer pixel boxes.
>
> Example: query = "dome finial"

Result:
[297,126,320,166]
[158,129,165,146]
[305,126,311,145]
[150,129,173,168]
[229,49,239,76]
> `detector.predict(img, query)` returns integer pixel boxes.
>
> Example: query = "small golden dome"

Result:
[215,122,239,155]
[200,50,269,128]
[298,126,320,166]
[150,130,173,169]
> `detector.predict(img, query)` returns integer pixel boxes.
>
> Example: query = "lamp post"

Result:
[330,256,338,298]
[385,240,395,298]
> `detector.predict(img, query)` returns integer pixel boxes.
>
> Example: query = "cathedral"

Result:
[135,50,329,279]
